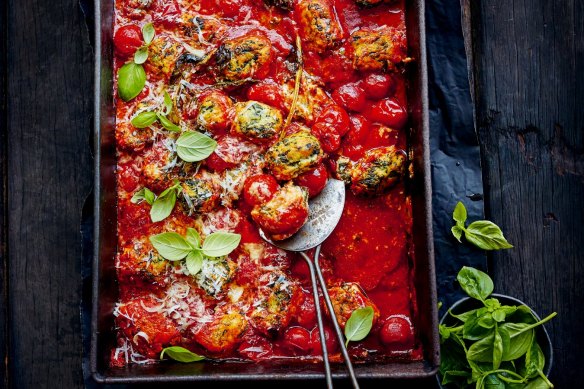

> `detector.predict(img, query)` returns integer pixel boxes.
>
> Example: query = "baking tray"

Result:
[91,0,439,383]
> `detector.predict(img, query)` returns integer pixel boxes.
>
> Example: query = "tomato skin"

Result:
[379,316,414,348]
[238,335,274,361]
[368,98,408,129]
[295,164,328,198]
[113,25,143,57]
[332,83,367,113]
[346,115,371,145]
[247,82,287,112]
[205,152,237,173]
[243,174,280,207]
[312,122,341,153]
[154,0,181,27]
[363,73,396,100]
[283,327,312,353]
[295,290,317,327]
[310,326,338,354]
[317,104,352,137]
[118,163,140,192]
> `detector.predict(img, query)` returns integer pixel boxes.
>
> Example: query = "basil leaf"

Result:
[163,91,173,115]
[522,339,545,379]
[478,313,496,329]
[150,232,193,261]
[463,311,493,341]
[131,111,158,128]
[465,220,513,250]
[201,232,241,257]
[524,377,552,389]
[160,346,205,363]
[441,370,471,386]
[451,225,464,243]
[453,201,467,226]
[131,187,155,205]
[500,323,534,361]
[481,373,506,389]
[186,228,201,248]
[185,250,204,275]
[176,131,218,162]
[344,306,374,346]
[118,62,146,101]
[467,332,496,363]
[150,187,177,222]
[142,22,155,45]
[157,113,181,132]
[492,326,504,369]
[134,46,149,65]
[457,266,494,301]
[448,307,480,323]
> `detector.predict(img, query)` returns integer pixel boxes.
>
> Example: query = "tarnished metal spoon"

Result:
[259,179,359,389]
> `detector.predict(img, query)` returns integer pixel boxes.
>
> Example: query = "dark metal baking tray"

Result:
[91,0,439,383]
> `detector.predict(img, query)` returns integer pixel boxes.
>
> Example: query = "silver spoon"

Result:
[259,179,359,389]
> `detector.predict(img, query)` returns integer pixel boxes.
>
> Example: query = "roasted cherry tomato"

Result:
[311,122,341,153]
[205,152,237,173]
[296,290,317,327]
[283,326,312,353]
[346,115,371,145]
[154,0,181,27]
[247,81,287,112]
[363,73,396,100]
[118,163,140,192]
[316,104,352,137]
[332,83,367,113]
[243,174,280,207]
[379,315,414,348]
[310,326,338,354]
[238,335,274,361]
[368,98,408,129]
[113,25,143,57]
[295,164,328,198]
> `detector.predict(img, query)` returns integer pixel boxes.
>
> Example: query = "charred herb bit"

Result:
[451,202,513,250]
[439,267,556,389]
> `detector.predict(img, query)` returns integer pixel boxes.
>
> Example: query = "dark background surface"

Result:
[1,0,583,388]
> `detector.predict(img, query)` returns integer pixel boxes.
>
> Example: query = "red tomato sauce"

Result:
[111,0,422,367]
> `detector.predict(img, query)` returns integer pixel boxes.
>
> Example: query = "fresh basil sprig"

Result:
[451,202,513,250]
[439,267,557,389]
[130,90,184,132]
[176,131,218,162]
[344,306,374,347]
[131,182,181,223]
[149,229,241,276]
[117,23,155,101]
[160,346,205,363]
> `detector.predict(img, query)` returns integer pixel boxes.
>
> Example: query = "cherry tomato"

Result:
[312,122,341,153]
[154,0,181,27]
[332,83,367,113]
[118,163,140,192]
[316,104,352,137]
[295,164,328,198]
[346,115,371,145]
[238,336,274,361]
[363,73,396,100]
[283,327,312,353]
[243,174,280,207]
[113,25,143,57]
[342,144,365,160]
[379,316,414,348]
[247,82,287,112]
[310,326,338,354]
[296,291,317,327]
[365,124,400,149]
[368,98,408,129]
[205,152,237,173]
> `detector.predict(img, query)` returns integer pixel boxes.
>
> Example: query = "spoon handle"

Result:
[314,246,360,389]
[299,252,333,389]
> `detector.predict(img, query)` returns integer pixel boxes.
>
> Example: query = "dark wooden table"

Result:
[1,0,582,388]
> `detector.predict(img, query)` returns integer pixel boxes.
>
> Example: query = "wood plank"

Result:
[6,0,93,386]
[0,0,8,384]
[471,0,584,386]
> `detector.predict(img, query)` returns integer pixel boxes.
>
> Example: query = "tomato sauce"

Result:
[111,0,422,367]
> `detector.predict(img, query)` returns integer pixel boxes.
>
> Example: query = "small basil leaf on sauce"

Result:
[176,131,217,162]
[186,228,201,248]
[160,346,205,363]
[131,111,158,128]
[117,62,146,102]
[150,186,177,223]
[201,232,241,258]
[457,266,494,302]
[134,46,149,65]
[185,250,204,275]
[131,187,155,205]
[163,91,173,116]
[465,221,514,250]
[142,22,155,45]
[344,306,374,346]
[149,232,193,261]
[157,112,181,132]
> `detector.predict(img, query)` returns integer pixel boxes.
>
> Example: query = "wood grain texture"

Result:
[6,0,93,387]
[471,0,584,386]
[0,0,7,385]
